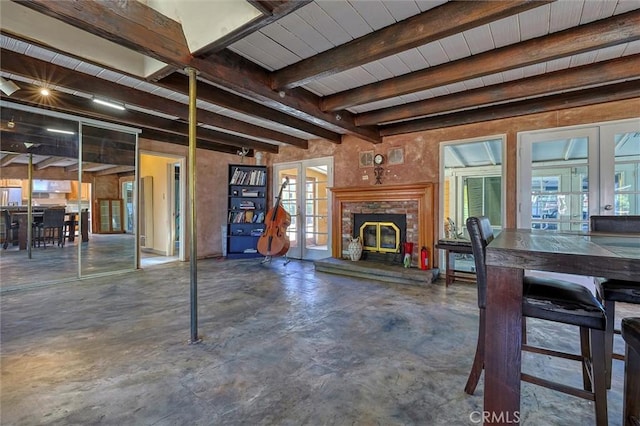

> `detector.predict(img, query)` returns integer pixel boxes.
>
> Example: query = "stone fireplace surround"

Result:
[330,183,436,268]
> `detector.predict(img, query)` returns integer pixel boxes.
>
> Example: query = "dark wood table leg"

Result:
[484,265,523,425]
[446,249,453,286]
[67,213,76,242]
[16,214,28,250]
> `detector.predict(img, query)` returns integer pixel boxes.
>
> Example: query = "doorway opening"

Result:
[139,152,185,267]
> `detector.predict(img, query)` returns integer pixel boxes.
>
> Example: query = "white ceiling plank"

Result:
[396,48,429,72]
[412,88,436,101]
[593,44,627,62]
[349,0,395,31]
[302,80,333,97]
[315,0,372,39]
[228,40,277,71]
[519,3,550,41]
[383,0,421,22]
[242,32,301,69]
[545,57,572,73]
[0,37,29,54]
[330,67,378,91]
[549,0,584,33]
[276,11,334,54]
[622,40,640,55]
[615,0,640,14]
[95,68,125,83]
[569,51,599,67]
[361,61,396,81]
[417,41,449,67]
[439,33,471,61]
[430,85,452,97]
[463,77,485,91]
[74,61,103,76]
[295,2,352,47]
[501,68,525,83]
[580,0,617,24]
[464,24,494,55]
[489,15,520,49]
[481,73,504,87]
[522,63,547,78]
[377,55,413,77]
[260,23,317,60]
[443,82,466,95]
[414,0,448,13]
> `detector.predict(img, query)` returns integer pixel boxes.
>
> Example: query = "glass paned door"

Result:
[273,157,333,260]
[519,127,598,231]
[600,121,640,216]
[519,119,640,230]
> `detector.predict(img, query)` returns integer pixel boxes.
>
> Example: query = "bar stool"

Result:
[590,215,640,388]
[621,317,640,426]
[465,216,608,425]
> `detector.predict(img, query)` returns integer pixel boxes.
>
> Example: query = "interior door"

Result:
[273,157,333,260]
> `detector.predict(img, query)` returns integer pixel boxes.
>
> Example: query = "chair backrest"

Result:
[42,208,66,228]
[590,215,640,233]
[466,216,494,309]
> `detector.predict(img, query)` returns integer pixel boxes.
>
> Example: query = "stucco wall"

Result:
[268,97,640,229]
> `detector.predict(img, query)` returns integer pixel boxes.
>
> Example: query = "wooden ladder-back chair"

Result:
[465,216,608,426]
[590,215,640,389]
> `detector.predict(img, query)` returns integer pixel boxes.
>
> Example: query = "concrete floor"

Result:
[0,257,636,425]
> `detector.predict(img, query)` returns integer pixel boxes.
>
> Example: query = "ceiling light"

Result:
[0,77,20,96]
[40,88,50,96]
[47,128,75,135]
[93,97,125,110]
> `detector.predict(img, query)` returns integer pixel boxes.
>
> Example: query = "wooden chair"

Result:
[465,216,608,425]
[590,215,640,388]
[621,317,640,426]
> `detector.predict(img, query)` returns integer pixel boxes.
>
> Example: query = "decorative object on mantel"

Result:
[348,236,363,261]
[373,154,385,184]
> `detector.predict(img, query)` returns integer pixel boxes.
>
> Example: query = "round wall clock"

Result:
[374,154,384,165]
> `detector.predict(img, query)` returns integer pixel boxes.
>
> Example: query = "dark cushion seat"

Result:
[524,276,606,330]
[601,279,640,304]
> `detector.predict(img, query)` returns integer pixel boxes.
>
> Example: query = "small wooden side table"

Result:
[435,239,475,286]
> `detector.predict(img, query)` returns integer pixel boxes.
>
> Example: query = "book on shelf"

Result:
[241,188,260,197]
[230,168,266,186]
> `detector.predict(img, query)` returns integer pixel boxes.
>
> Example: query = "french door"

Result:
[272,157,333,260]
[518,119,640,231]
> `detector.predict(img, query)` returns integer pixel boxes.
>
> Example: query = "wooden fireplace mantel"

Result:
[330,183,437,265]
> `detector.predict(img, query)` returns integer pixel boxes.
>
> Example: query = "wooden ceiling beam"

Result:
[271,0,553,90]
[323,10,640,111]
[0,49,304,148]
[13,0,380,143]
[379,80,640,136]
[357,54,640,126]
[138,128,255,156]
[158,73,337,143]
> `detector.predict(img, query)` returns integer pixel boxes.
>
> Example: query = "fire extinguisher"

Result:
[420,246,429,270]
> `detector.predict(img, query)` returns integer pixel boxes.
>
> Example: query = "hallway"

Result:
[0,258,633,425]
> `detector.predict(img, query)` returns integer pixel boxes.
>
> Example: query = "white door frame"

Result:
[273,157,333,260]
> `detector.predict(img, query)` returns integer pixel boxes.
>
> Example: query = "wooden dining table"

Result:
[484,229,640,425]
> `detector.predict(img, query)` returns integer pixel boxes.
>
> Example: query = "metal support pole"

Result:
[27,153,33,259]
[187,66,201,344]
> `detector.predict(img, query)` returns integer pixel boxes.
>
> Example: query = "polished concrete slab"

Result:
[1,258,636,425]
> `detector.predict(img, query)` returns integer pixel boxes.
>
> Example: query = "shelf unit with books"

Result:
[227,164,267,259]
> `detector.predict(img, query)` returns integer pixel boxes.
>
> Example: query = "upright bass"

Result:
[257,177,291,257]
